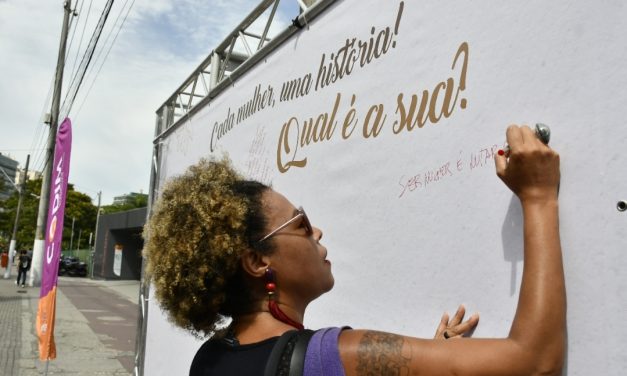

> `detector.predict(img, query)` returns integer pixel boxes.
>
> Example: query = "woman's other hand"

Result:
[495,125,560,204]
[434,305,479,340]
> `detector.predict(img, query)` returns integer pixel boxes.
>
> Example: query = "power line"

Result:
[30,121,49,174]
[27,1,86,174]
[29,126,49,173]
[74,0,136,120]
[60,0,114,120]
[26,74,55,174]
[83,0,131,79]
[0,149,46,153]
[30,102,52,174]
[64,0,83,62]
[27,2,83,175]
[68,0,93,91]
[31,146,50,178]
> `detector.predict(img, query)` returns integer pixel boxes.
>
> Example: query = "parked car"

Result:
[58,255,88,277]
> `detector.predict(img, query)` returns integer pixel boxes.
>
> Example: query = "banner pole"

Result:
[30,0,72,287]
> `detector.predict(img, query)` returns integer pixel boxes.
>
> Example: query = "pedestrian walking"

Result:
[16,250,31,287]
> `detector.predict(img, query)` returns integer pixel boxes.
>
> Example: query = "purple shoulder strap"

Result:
[303,327,347,376]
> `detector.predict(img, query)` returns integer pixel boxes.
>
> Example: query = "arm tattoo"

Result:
[356,331,411,376]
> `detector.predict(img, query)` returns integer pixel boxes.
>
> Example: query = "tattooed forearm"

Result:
[356,331,411,376]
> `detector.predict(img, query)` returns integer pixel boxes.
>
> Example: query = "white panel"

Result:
[144,1,627,375]
[144,284,204,372]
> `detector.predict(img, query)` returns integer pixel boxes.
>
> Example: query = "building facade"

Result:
[92,207,146,280]
[0,153,19,201]
[112,192,148,206]
[15,169,42,185]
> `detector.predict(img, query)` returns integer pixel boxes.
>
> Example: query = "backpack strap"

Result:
[289,330,315,375]
[264,329,315,376]
[264,330,297,376]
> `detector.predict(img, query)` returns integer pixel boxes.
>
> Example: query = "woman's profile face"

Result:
[262,190,334,303]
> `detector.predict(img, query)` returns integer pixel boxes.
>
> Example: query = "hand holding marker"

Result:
[498,123,551,156]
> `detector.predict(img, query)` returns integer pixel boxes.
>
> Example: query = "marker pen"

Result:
[498,123,551,156]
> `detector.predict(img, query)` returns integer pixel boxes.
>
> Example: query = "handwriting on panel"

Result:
[398,144,500,198]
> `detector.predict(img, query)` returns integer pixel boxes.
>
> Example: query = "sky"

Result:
[0,0,299,205]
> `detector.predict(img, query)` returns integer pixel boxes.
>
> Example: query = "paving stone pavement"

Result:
[0,292,23,375]
[0,265,140,376]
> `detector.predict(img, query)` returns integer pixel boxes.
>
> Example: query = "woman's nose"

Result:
[313,226,323,241]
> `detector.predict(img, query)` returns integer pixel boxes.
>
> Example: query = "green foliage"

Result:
[0,178,10,239]
[101,193,148,214]
[0,178,40,249]
[0,179,97,250]
[62,184,98,250]
[0,234,8,252]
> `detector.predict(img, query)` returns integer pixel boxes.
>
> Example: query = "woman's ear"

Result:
[241,250,271,278]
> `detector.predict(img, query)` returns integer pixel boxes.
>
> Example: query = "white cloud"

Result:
[0,0,297,205]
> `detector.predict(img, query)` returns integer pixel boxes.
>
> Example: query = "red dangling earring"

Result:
[265,268,304,330]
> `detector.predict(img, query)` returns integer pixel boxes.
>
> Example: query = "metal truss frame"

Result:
[153,0,336,141]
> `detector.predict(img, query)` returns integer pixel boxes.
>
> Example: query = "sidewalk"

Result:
[0,265,140,375]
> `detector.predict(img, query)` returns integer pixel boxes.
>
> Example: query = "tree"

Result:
[0,234,7,252]
[0,177,11,239]
[0,178,39,249]
[62,185,98,250]
[0,179,97,250]
[101,193,148,214]
[0,175,5,197]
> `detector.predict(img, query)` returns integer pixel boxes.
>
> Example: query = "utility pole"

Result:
[4,155,30,279]
[30,0,73,287]
[90,191,101,278]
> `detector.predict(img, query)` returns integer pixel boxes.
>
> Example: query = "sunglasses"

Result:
[258,207,313,243]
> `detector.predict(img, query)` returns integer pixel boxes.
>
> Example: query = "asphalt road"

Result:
[58,279,139,374]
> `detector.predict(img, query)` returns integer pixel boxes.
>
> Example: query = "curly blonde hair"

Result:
[143,157,273,337]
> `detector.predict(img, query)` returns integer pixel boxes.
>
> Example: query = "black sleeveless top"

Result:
[189,336,279,376]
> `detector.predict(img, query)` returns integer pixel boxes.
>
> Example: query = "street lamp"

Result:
[68,216,75,255]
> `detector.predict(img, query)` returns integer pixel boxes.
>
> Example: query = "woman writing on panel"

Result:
[144,125,565,375]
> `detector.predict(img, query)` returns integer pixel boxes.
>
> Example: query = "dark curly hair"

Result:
[143,157,274,337]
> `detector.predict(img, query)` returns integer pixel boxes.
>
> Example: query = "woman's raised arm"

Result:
[339,125,565,376]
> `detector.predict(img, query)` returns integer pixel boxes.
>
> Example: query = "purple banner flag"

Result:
[37,117,72,360]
